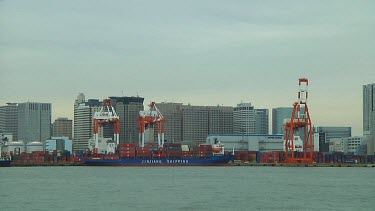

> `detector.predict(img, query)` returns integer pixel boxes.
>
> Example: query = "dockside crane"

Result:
[93,99,120,154]
[284,78,314,163]
[138,102,165,148]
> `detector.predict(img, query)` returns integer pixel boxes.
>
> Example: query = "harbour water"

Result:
[1,167,374,210]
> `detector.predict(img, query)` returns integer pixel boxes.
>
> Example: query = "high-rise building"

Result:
[363,83,375,136]
[206,105,233,135]
[18,102,51,143]
[272,107,293,135]
[207,106,221,135]
[233,103,255,134]
[154,103,233,145]
[74,104,91,150]
[255,109,269,134]
[0,103,18,141]
[73,94,101,150]
[52,117,72,139]
[366,135,375,155]
[314,126,351,152]
[110,96,144,144]
[156,102,183,143]
[181,105,208,145]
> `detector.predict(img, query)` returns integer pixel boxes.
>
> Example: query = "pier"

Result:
[231,162,375,167]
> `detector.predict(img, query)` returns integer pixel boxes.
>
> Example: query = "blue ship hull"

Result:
[84,155,233,166]
[0,160,11,167]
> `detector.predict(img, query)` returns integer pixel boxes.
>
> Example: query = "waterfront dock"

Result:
[7,162,375,167]
[231,162,375,167]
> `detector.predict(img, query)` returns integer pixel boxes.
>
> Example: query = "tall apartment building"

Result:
[52,117,73,139]
[73,94,101,150]
[181,105,208,145]
[0,103,18,141]
[314,126,352,152]
[255,109,269,134]
[363,83,375,136]
[155,102,183,143]
[18,102,51,143]
[272,107,293,135]
[154,103,233,145]
[233,103,256,134]
[110,96,144,144]
[206,105,233,135]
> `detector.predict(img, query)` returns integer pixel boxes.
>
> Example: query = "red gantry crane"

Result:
[284,78,314,163]
[138,102,165,148]
[93,99,120,154]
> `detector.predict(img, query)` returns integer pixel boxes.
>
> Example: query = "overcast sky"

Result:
[1,0,374,135]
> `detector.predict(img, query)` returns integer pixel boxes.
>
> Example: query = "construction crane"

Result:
[138,102,165,148]
[93,99,120,154]
[284,78,314,163]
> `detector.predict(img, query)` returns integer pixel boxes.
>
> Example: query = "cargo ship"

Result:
[84,156,232,166]
[84,142,234,166]
[84,100,235,166]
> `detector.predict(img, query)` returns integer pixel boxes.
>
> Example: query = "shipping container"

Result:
[104,155,120,160]
[152,153,167,158]
[120,143,136,147]
[166,143,182,147]
[121,154,136,158]
[119,147,135,151]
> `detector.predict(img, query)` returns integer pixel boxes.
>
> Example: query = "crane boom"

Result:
[93,99,120,155]
[138,102,165,147]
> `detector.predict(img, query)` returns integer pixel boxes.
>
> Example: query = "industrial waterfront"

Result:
[1,79,375,167]
[1,1,375,211]
[8,162,375,168]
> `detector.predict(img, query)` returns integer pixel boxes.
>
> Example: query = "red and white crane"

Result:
[93,99,120,154]
[284,78,314,163]
[138,102,165,147]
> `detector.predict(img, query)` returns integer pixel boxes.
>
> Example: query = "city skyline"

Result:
[2,1,374,136]
[0,80,370,136]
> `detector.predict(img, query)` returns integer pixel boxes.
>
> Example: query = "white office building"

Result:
[73,94,101,150]
[233,103,256,134]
